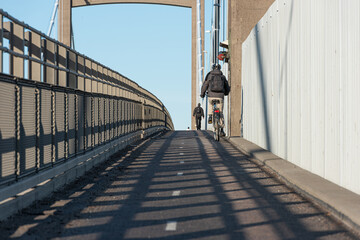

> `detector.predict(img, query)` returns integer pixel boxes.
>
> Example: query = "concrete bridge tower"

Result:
[227,0,275,136]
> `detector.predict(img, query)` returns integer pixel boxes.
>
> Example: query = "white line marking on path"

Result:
[172,191,181,196]
[165,221,177,231]
[177,172,183,176]
[180,161,184,164]
[179,153,184,155]
[179,147,183,149]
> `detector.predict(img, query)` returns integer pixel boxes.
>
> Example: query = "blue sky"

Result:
[0,0,217,130]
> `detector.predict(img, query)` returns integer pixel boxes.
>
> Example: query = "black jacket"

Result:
[193,106,204,118]
[200,69,230,98]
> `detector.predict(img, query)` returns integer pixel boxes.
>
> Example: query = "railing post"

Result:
[122,100,125,136]
[51,90,55,166]
[98,96,101,145]
[91,94,95,149]
[116,97,118,137]
[126,102,129,134]
[124,101,127,135]
[141,100,145,139]
[35,88,40,171]
[15,84,20,179]
[111,96,114,140]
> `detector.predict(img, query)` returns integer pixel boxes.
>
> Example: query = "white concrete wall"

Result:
[241,0,360,194]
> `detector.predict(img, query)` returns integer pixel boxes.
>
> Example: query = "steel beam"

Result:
[72,0,192,7]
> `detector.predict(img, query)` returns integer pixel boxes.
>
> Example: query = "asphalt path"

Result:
[0,131,357,239]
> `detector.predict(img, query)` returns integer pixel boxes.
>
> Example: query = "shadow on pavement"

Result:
[0,131,356,240]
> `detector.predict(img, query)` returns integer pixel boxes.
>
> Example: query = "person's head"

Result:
[198,103,201,107]
[212,63,221,70]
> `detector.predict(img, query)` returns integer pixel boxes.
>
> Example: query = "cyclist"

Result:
[200,63,230,136]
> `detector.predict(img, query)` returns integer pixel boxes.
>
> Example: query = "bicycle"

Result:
[211,99,222,141]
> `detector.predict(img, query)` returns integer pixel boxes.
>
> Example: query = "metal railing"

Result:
[0,9,173,187]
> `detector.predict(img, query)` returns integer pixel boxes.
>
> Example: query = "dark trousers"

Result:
[196,117,202,130]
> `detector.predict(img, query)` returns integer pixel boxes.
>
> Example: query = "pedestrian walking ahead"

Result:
[193,103,204,130]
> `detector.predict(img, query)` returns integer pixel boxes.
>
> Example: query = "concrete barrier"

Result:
[229,137,360,236]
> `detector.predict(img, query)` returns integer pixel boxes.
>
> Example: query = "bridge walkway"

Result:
[0,131,356,239]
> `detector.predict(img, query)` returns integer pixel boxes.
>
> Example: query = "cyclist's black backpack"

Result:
[196,107,202,115]
[210,74,224,93]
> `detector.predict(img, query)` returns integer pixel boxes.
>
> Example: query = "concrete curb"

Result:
[228,137,360,236]
[0,127,166,221]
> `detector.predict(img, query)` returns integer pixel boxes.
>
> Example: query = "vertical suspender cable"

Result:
[213,0,220,64]
[47,0,59,37]
[197,0,203,106]
[71,23,75,49]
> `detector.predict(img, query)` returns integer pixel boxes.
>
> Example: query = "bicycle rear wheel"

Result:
[213,121,220,141]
